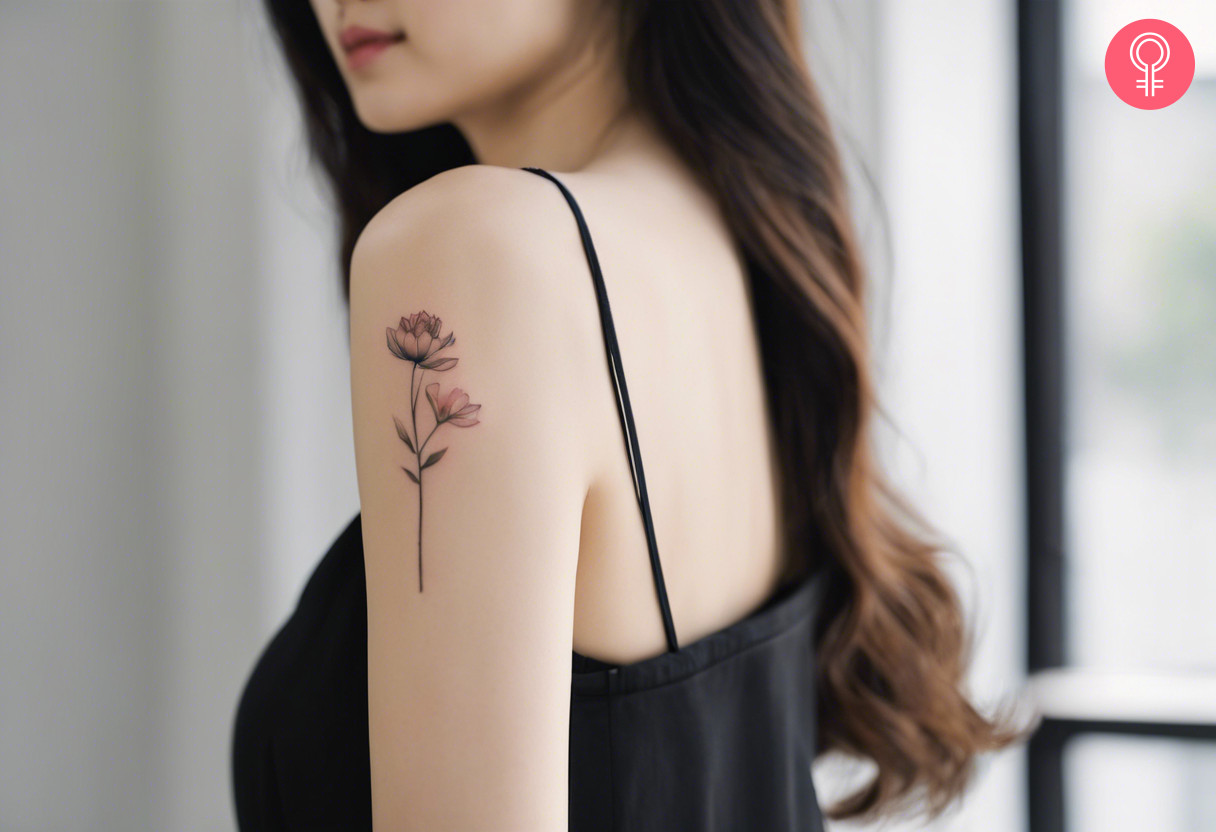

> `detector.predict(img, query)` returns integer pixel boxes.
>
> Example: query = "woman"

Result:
[231,0,1032,829]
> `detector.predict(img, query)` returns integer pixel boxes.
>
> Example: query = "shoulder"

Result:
[347,163,602,498]
[348,162,603,458]
[351,163,583,302]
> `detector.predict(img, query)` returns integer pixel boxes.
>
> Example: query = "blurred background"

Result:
[1,0,1211,829]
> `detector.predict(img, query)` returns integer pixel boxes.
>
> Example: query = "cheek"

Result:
[405,0,576,99]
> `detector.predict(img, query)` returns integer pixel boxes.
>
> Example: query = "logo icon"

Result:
[1105,19,1195,109]
[1130,32,1169,97]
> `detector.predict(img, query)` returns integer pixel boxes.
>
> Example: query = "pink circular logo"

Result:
[1105,19,1195,109]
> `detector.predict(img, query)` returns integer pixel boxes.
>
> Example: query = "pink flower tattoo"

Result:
[387,311,481,592]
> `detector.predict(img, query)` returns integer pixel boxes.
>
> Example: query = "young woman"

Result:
[231,0,1031,829]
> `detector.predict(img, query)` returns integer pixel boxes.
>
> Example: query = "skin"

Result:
[310,0,787,828]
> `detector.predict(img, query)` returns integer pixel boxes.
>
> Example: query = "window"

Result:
[1019,2,1216,830]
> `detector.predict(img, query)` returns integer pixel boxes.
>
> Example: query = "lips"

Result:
[339,25,405,53]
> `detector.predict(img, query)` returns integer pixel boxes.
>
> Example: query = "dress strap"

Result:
[521,166,680,654]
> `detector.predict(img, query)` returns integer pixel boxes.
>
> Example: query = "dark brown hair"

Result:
[259,0,1035,821]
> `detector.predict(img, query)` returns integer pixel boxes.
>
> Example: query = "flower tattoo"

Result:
[387,311,481,592]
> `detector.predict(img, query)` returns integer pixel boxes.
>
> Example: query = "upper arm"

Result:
[349,166,592,831]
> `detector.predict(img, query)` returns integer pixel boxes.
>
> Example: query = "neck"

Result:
[449,22,657,175]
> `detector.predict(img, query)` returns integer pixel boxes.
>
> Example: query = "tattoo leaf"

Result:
[393,415,416,452]
[401,466,419,484]
[421,448,448,470]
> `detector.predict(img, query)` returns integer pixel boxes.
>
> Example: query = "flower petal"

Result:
[419,356,457,371]
[404,331,425,359]
[448,401,480,426]
[425,382,442,418]
[386,326,404,359]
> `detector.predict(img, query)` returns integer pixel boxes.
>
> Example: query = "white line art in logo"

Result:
[1130,32,1170,97]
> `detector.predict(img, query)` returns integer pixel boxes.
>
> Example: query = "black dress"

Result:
[230,166,830,831]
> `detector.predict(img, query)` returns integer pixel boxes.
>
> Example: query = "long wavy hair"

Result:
[259,0,1033,822]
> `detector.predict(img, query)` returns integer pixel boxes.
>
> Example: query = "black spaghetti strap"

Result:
[521,166,680,654]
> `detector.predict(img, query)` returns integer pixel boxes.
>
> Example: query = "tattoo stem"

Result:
[417,423,440,456]
[409,363,421,450]
[410,362,424,591]
[417,467,424,592]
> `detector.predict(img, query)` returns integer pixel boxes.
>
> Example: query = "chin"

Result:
[351,89,451,135]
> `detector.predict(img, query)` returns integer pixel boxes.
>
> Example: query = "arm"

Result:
[349,167,591,831]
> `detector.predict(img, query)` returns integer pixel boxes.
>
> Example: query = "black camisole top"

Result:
[230,165,830,831]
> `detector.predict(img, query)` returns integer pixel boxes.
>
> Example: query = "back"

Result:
[523,165,829,831]
[535,164,792,666]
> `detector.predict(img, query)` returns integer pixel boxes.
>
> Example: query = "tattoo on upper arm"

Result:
[386,311,482,592]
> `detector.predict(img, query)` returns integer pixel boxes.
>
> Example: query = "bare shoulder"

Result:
[348,162,605,461]
[352,163,587,299]
[347,162,604,505]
